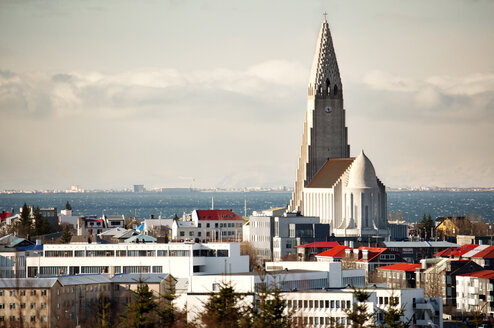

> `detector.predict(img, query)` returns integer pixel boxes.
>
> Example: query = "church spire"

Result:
[289,17,349,213]
[308,18,342,98]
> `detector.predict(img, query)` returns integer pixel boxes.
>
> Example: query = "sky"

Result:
[0,0,493,190]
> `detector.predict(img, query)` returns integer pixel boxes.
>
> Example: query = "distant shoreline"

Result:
[2,188,494,195]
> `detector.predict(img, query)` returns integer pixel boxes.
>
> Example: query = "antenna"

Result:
[211,196,214,210]
[244,199,247,217]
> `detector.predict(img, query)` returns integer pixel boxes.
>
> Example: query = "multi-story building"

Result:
[191,209,243,242]
[456,270,494,316]
[384,241,459,263]
[375,263,422,288]
[284,287,442,328]
[25,242,248,278]
[0,273,176,327]
[247,212,324,261]
[416,258,484,313]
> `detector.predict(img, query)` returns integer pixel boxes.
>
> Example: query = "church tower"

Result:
[289,17,350,213]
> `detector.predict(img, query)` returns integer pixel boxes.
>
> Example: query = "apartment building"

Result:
[25,242,248,278]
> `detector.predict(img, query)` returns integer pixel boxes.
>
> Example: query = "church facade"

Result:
[289,18,389,240]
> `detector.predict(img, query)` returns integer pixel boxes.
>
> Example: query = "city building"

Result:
[285,19,389,242]
[25,242,248,278]
[284,287,442,328]
[289,17,350,214]
[416,257,484,313]
[384,241,459,263]
[296,241,340,261]
[246,212,326,261]
[375,263,422,288]
[456,270,494,316]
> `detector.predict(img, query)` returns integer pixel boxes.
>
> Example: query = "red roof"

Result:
[296,241,340,248]
[435,244,480,257]
[0,211,11,222]
[316,245,352,258]
[357,247,388,262]
[459,270,494,279]
[378,263,421,272]
[471,246,494,259]
[195,210,243,221]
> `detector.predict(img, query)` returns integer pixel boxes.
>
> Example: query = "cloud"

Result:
[0,61,308,122]
[357,70,494,124]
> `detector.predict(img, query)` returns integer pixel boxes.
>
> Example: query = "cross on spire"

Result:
[323,12,328,21]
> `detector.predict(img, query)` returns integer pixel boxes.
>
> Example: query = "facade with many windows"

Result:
[25,242,248,278]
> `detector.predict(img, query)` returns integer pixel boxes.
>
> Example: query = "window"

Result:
[20,290,25,296]
[198,223,201,228]
[9,290,15,296]
[41,290,47,296]
[30,316,36,322]
[9,303,15,309]
[325,300,329,308]
[30,303,36,309]
[30,290,36,296]
[331,300,335,308]
[336,300,340,308]
[304,300,308,308]
[21,303,26,309]
[0,304,4,309]
[207,223,210,228]
[180,231,185,237]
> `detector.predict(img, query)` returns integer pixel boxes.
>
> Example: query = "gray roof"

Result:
[110,273,171,284]
[384,241,458,248]
[99,227,128,237]
[0,278,58,289]
[58,274,112,286]
[176,221,196,228]
[124,234,157,243]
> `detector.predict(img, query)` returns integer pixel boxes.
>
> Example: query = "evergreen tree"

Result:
[250,271,291,328]
[121,279,158,328]
[65,201,72,211]
[380,295,409,328]
[200,281,246,328]
[60,224,73,244]
[344,287,375,328]
[33,206,51,236]
[98,290,112,328]
[418,213,434,240]
[155,278,176,328]
[18,202,32,237]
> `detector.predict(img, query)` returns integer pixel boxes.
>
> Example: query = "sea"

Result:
[0,191,493,223]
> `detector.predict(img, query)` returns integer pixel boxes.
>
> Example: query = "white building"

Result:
[284,287,442,328]
[456,270,494,316]
[191,209,243,242]
[25,242,248,278]
[303,151,389,240]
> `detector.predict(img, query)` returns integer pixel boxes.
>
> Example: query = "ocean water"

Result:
[0,191,493,223]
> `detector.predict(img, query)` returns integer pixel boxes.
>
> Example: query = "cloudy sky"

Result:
[1,0,493,190]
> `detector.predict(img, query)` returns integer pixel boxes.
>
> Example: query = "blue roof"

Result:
[18,244,43,251]
[136,223,144,230]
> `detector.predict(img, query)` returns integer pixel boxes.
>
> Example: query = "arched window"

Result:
[333,85,338,96]
[326,78,331,94]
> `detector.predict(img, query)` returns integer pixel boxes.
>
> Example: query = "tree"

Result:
[418,214,434,240]
[120,280,158,328]
[18,202,32,237]
[33,206,51,236]
[380,295,410,328]
[344,287,375,328]
[250,270,291,328]
[65,201,72,211]
[60,224,73,244]
[200,281,247,328]
[155,278,176,328]
[240,241,261,272]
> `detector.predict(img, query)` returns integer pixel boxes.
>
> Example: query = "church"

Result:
[289,17,389,240]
